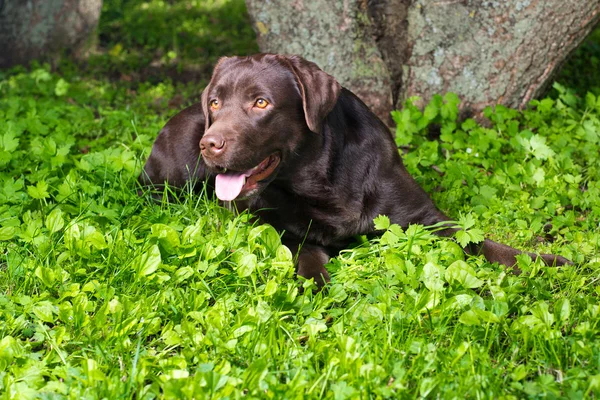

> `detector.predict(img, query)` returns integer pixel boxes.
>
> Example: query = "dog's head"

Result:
[199,54,341,201]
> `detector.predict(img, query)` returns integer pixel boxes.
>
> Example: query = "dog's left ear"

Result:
[285,55,341,134]
[201,56,233,132]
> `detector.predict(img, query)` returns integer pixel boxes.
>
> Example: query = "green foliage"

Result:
[394,88,600,256]
[0,3,599,398]
[2,64,599,398]
[453,213,484,248]
[91,0,259,77]
[556,26,600,97]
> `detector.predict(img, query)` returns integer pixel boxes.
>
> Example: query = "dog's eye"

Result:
[255,98,269,109]
[210,99,219,110]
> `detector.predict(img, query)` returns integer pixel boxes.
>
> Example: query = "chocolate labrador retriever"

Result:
[140,53,570,285]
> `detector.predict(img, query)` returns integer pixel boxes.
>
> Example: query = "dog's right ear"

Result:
[200,87,210,132]
[284,55,341,134]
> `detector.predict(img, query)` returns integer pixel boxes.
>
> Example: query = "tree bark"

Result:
[245,0,600,122]
[0,0,102,68]
[245,0,394,122]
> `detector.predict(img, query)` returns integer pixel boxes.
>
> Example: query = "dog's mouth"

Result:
[214,153,281,201]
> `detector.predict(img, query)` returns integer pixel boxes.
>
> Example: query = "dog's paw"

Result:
[296,246,331,288]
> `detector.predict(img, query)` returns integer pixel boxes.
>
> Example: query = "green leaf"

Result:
[518,133,555,160]
[511,364,529,381]
[455,231,471,248]
[35,266,56,288]
[422,262,445,292]
[587,374,600,394]
[275,244,293,262]
[302,317,327,338]
[473,307,500,323]
[585,92,597,109]
[256,300,272,323]
[249,224,281,255]
[555,298,571,323]
[27,180,50,200]
[32,300,56,323]
[234,250,257,278]
[477,185,497,201]
[459,310,480,325]
[331,381,357,400]
[0,226,17,241]
[1,177,24,203]
[445,260,483,288]
[467,228,484,244]
[162,330,182,347]
[45,208,65,234]
[151,223,181,254]
[532,167,546,185]
[134,245,162,278]
[380,229,400,246]
[0,336,22,369]
[84,226,107,249]
[423,95,441,121]
[329,284,348,302]
[529,135,555,160]
[455,213,484,247]
[264,279,278,296]
[457,213,476,230]
[582,119,599,143]
[362,304,385,326]
[530,301,554,327]
[54,78,70,96]
[202,242,224,261]
[461,118,477,131]
[451,341,470,366]
[442,92,460,119]
[0,132,19,152]
[233,325,254,338]
[174,266,194,283]
[459,307,499,325]
[31,68,52,83]
[0,150,12,167]
[373,215,390,230]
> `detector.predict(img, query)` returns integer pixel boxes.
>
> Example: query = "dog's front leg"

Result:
[281,236,331,287]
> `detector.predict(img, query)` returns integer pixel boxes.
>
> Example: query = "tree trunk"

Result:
[245,0,600,122]
[245,0,394,122]
[0,0,102,68]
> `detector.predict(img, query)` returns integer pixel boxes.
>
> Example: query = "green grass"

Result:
[1,2,599,399]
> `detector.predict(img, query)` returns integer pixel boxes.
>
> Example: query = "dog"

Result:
[140,53,571,286]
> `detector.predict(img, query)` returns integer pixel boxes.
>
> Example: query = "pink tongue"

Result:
[215,172,246,201]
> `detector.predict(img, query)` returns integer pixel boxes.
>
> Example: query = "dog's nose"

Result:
[200,135,225,157]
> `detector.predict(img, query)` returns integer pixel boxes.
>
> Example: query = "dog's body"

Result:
[141,54,570,285]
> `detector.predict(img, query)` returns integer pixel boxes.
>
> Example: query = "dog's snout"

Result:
[200,134,225,157]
